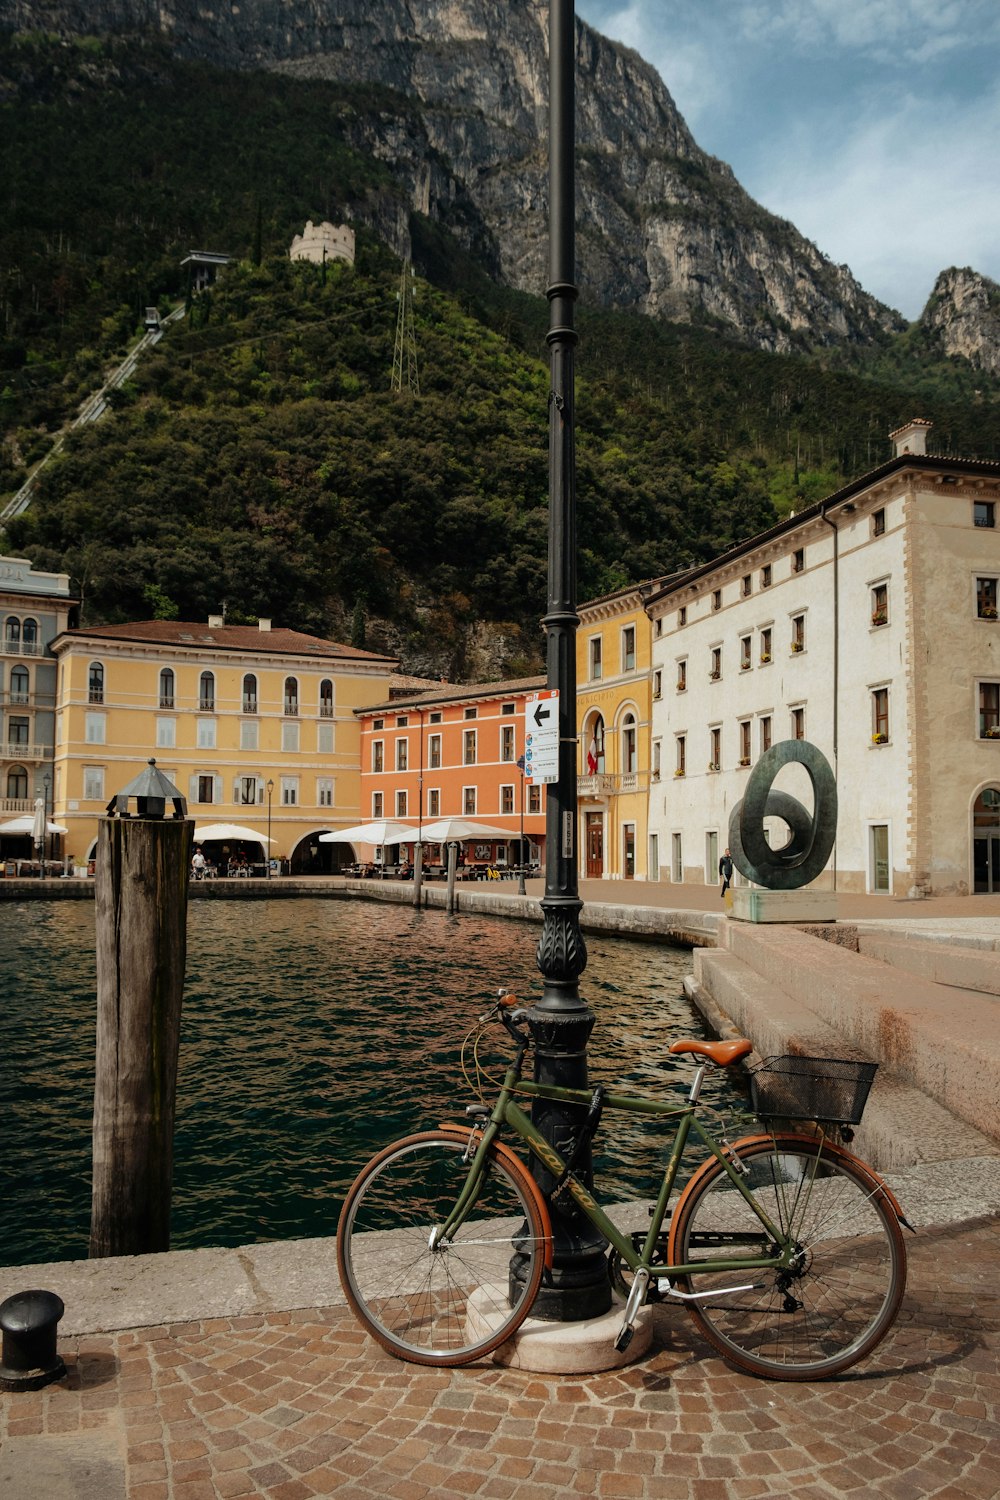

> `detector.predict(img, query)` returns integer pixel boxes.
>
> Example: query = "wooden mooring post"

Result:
[90,763,193,1258]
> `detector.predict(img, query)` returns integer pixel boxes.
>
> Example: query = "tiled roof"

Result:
[54,620,397,664]
[359,674,547,714]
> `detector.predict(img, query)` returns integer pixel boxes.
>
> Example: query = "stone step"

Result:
[719,921,1000,1146]
[857,932,1000,997]
[690,948,1000,1171]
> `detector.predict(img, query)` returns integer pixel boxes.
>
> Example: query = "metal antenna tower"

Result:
[391,261,419,394]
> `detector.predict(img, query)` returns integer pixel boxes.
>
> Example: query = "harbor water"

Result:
[0,898,749,1267]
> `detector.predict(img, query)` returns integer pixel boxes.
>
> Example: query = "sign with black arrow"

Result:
[524,690,559,784]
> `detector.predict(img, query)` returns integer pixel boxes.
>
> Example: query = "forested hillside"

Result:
[4,32,1000,678]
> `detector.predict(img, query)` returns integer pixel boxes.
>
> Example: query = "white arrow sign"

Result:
[525,691,559,784]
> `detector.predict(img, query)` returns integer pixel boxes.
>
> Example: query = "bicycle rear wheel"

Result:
[668,1135,906,1380]
[337,1129,548,1366]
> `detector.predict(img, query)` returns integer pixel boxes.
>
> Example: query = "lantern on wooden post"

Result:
[90,760,193,1258]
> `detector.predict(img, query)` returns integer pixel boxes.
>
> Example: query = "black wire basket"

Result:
[750,1056,878,1126]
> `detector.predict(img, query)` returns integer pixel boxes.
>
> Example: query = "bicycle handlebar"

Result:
[493,989,532,1042]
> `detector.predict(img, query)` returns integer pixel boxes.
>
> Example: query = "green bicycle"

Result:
[337,991,910,1381]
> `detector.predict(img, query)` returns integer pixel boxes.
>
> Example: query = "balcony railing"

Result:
[0,797,34,814]
[2,743,54,761]
[1,639,44,658]
[578,771,646,796]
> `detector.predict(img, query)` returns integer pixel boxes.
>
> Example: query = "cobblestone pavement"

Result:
[2,1214,997,1500]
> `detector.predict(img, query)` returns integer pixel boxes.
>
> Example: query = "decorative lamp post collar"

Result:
[106,759,188,820]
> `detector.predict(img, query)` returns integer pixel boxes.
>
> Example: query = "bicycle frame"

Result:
[439,1052,799,1282]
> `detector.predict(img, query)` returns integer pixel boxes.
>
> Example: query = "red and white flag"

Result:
[587,737,598,774]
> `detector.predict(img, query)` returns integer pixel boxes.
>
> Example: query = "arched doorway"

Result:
[973,787,1000,892]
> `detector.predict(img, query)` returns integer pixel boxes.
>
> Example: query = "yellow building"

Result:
[50,617,397,871]
[576,584,658,880]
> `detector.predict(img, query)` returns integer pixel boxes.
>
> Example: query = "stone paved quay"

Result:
[2,879,998,1498]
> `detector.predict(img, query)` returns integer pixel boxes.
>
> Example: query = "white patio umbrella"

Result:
[31,797,45,850]
[192,822,273,845]
[318,819,421,846]
[418,818,516,843]
[0,815,69,836]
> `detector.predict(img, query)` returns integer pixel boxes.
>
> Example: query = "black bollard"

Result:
[0,1290,66,1391]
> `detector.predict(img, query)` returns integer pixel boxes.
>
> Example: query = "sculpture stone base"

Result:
[731,888,837,924]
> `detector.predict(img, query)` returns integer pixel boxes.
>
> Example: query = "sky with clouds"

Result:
[575,0,1000,321]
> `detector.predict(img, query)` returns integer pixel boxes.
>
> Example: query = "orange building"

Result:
[356,676,547,871]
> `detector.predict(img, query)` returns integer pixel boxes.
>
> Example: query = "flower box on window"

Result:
[709,670,721,681]
[871,610,888,627]
[985,726,1000,740]
[790,641,804,654]
[871,732,888,745]
[759,652,771,664]
[707,761,720,772]
[673,768,685,778]
[981,605,998,620]
[738,756,751,767]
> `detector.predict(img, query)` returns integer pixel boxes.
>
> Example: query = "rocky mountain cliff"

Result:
[919,268,1000,377]
[1,0,911,356]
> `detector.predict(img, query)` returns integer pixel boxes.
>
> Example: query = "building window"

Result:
[678,606,687,627]
[318,719,334,755]
[236,776,261,806]
[622,713,637,774]
[652,739,661,782]
[974,500,995,529]
[396,790,407,817]
[428,734,442,770]
[791,615,805,653]
[791,706,805,740]
[373,718,384,730]
[760,627,772,664]
[760,715,772,753]
[709,728,721,772]
[156,717,176,748]
[463,729,477,766]
[792,548,805,573]
[199,671,215,712]
[740,635,752,671]
[872,687,890,744]
[243,674,257,713]
[88,662,104,704]
[979,682,1000,738]
[427,788,440,817]
[501,725,515,762]
[281,721,299,754]
[284,677,298,716]
[589,636,603,680]
[396,738,408,771]
[712,589,722,612]
[21,618,37,648]
[872,508,886,537]
[652,669,662,700]
[502,702,515,716]
[739,720,751,765]
[372,791,384,818]
[675,735,686,777]
[319,679,334,717]
[654,617,663,637]
[197,774,215,804]
[709,646,721,681]
[396,715,409,727]
[501,784,515,815]
[85,711,106,745]
[197,717,217,750]
[622,625,636,672]
[742,574,752,597]
[528,784,542,813]
[7,716,29,746]
[463,786,477,815]
[871,583,889,628]
[372,740,384,773]
[281,777,298,806]
[83,766,104,801]
[159,668,175,709]
[240,719,259,752]
[761,563,772,588]
[676,659,687,692]
[429,712,442,724]
[463,706,477,720]
[8,665,29,705]
[977,577,998,620]
[4,617,20,648]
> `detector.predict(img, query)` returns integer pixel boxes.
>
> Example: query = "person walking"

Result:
[719,847,734,898]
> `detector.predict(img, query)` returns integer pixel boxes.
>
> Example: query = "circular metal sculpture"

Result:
[728,741,837,890]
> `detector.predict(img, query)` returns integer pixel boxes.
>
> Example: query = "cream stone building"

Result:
[644,421,1000,897]
[289,221,356,266]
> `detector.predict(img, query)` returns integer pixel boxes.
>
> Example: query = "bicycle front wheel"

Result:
[668,1135,906,1380]
[337,1129,548,1366]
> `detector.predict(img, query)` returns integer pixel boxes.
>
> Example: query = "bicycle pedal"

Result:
[614,1324,635,1354]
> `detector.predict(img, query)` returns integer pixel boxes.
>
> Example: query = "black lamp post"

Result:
[266,779,274,878]
[517,753,527,896]
[42,772,50,874]
[520,0,610,1322]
